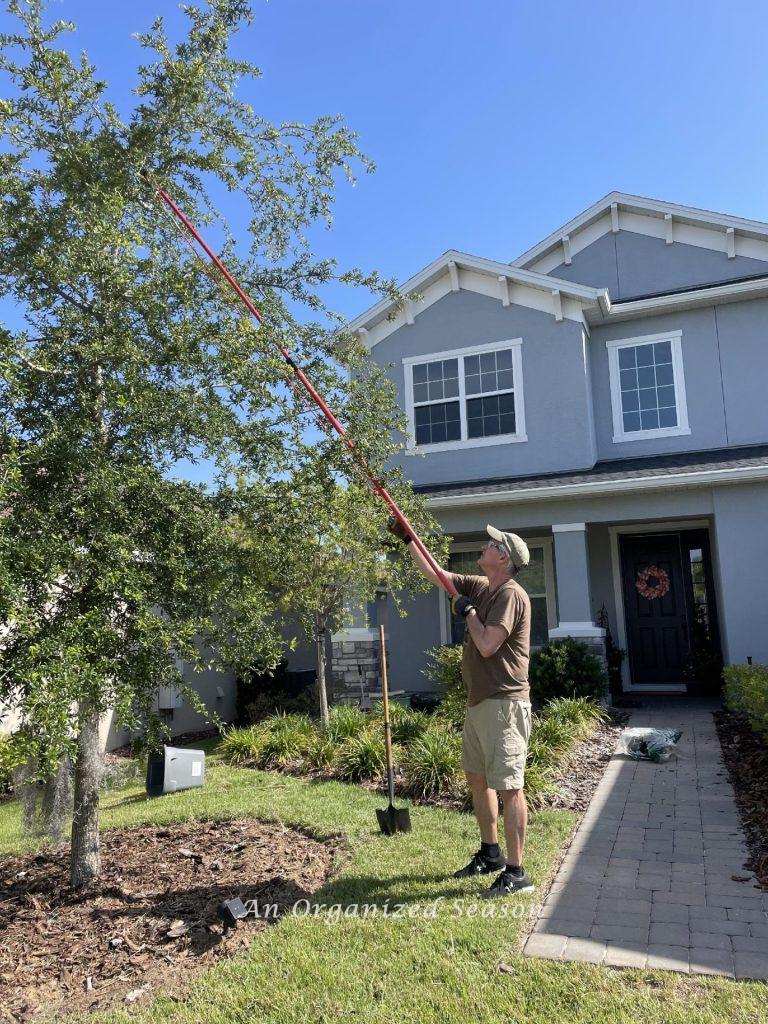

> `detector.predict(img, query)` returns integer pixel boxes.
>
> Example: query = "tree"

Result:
[0,0,440,887]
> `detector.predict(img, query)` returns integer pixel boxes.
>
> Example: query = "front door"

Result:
[620,533,689,685]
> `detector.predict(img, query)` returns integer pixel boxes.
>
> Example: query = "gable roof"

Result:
[512,191,768,274]
[347,250,608,349]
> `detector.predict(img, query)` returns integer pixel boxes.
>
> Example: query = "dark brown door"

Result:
[620,533,690,684]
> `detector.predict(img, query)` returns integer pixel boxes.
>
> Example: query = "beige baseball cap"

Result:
[486,524,530,569]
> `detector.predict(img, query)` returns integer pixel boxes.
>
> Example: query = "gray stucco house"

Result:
[337,192,768,701]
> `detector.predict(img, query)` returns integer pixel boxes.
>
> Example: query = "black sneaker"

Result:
[453,849,506,878]
[480,868,536,898]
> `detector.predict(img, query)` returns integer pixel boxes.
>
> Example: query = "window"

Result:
[447,545,550,647]
[404,339,526,453]
[607,331,690,442]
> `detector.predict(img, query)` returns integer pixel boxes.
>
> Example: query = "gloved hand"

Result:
[387,515,412,545]
[451,594,475,618]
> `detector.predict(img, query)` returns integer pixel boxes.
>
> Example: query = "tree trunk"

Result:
[314,610,329,728]
[70,698,102,889]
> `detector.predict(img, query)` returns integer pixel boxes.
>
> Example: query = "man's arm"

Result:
[465,613,508,658]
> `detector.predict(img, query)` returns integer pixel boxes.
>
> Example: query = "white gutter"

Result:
[587,275,768,325]
[424,462,768,509]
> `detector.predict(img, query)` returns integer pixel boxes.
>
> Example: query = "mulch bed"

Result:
[542,707,629,813]
[0,818,347,1023]
[713,708,768,890]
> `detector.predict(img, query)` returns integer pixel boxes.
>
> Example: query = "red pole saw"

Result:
[140,170,458,598]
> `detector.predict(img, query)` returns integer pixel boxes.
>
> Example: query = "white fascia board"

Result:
[424,462,768,509]
[346,250,606,348]
[586,275,768,325]
[512,191,768,272]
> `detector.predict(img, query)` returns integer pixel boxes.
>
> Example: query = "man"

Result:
[388,519,534,898]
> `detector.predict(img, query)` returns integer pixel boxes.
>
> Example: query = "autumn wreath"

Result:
[635,565,670,601]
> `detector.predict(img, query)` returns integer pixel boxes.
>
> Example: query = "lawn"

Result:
[0,740,765,1024]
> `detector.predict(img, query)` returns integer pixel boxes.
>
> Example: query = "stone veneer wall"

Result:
[330,637,388,706]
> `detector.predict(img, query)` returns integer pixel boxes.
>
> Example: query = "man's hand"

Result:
[451,594,475,618]
[387,515,412,545]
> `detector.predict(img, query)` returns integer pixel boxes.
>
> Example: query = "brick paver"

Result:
[522,698,768,978]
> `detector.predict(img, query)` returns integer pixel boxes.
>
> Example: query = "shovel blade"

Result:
[376,804,412,835]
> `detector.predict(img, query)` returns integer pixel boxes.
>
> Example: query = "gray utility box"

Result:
[146,745,205,798]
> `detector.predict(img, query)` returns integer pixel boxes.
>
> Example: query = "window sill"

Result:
[612,426,691,443]
[405,433,528,455]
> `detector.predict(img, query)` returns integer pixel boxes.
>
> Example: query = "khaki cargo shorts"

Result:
[461,697,533,791]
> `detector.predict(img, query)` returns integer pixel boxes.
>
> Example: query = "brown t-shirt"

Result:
[449,572,531,706]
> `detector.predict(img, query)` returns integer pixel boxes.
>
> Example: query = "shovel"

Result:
[375,623,412,835]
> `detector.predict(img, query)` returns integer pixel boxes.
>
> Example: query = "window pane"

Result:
[498,392,515,414]
[499,414,516,433]
[530,597,549,647]
[480,372,497,392]
[464,355,479,374]
[444,377,459,398]
[636,344,654,366]
[516,547,545,593]
[412,364,427,384]
[654,340,672,363]
[639,387,657,410]
[658,406,678,427]
[428,380,443,401]
[496,348,513,369]
[623,411,641,432]
[497,369,514,391]
[657,385,675,408]
[620,368,638,390]
[623,390,640,412]
[465,373,481,395]
[618,346,637,369]
[413,383,428,403]
[427,362,442,381]
[641,409,659,429]
[655,362,674,386]
[637,365,656,388]
[480,352,496,372]
[443,358,458,378]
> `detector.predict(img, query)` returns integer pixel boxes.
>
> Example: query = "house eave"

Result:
[423,463,768,510]
[346,249,607,344]
[512,191,768,271]
[585,275,768,325]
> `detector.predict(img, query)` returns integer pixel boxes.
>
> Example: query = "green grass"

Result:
[0,739,764,1024]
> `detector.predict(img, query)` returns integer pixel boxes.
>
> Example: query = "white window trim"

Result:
[606,330,690,443]
[403,338,527,454]
[439,537,555,646]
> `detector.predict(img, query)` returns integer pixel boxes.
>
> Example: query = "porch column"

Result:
[549,523,605,641]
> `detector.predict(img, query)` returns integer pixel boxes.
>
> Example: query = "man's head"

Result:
[477,525,530,577]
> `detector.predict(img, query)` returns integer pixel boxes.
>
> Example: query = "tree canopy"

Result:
[0,0,445,884]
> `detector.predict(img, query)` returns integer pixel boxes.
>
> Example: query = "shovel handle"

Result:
[379,624,396,804]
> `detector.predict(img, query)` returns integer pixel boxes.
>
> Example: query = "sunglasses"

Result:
[482,540,507,556]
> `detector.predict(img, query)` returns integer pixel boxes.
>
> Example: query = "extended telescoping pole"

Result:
[141,170,458,598]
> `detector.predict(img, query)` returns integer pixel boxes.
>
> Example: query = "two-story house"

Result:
[342,192,768,700]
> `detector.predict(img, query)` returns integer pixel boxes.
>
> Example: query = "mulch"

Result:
[713,708,768,890]
[0,818,346,1023]
[542,707,630,813]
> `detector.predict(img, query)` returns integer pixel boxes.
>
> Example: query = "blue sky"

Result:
[4,0,768,480]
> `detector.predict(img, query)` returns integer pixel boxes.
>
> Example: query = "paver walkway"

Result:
[523,698,768,978]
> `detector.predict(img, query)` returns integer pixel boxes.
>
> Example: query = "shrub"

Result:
[423,644,465,731]
[401,727,462,797]
[325,705,369,743]
[723,664,768,738]
[541,696,607,740]
[529,713,574,758]
[300,734,338,772]
[529,637,608,704]
[369,700,430,746]
[335,733,388,781]
[220,724,270,766]
[258,713,316,769]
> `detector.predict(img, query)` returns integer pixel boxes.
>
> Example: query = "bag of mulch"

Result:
[619,727,683,763]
